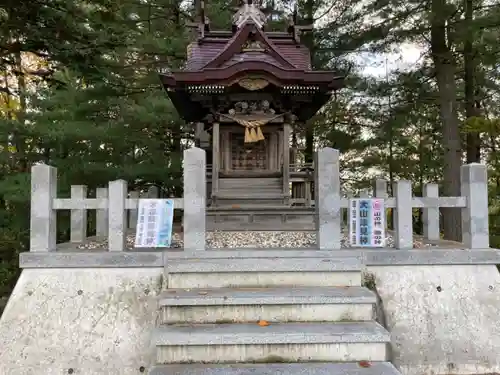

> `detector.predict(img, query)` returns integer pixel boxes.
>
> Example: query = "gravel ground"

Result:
[76,230,435,250]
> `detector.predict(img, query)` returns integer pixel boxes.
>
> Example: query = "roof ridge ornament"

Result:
[232,0,267,30]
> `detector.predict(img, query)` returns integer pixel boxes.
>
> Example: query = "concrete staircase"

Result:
[213,177,285,207]
[150,253,401,375]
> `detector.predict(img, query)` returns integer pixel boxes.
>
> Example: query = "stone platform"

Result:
[1,249,500,375]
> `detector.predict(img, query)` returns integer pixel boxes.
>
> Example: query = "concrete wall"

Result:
[369,265,500,375]
[1,263,499,375]
[0,268,163,375]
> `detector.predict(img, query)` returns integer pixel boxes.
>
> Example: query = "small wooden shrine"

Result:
[160,0,344,208]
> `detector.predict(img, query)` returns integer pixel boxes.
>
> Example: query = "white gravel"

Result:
[77,230,433,250]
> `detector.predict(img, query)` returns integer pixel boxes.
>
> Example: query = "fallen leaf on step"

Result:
[257,320,269,327]
[358,361,371,368]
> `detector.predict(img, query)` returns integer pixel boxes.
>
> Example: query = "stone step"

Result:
[219,186,283,192]
[165,257,362,288]
[218,178,282,187]
[206,211,315,231]
[210,200,287,209]
[206,205,313,212]
[149,362,402,375]
[154,321,390,363]
[159,286,376,324]
[217,189,283,195]
[165,250,360,259]
[214,192,286,199]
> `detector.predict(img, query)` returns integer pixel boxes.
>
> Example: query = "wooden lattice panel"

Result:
[231,133,267,170]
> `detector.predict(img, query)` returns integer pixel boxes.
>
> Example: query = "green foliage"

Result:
[0,0,195,304]
[1,0,500,308]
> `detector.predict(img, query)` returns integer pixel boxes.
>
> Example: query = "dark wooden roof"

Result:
[159,1,345,122]
[185,25,311,71]
[161,23,342,86]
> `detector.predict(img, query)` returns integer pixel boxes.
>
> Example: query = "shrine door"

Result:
[230,132,268,170]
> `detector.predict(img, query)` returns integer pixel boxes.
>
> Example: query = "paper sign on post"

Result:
[135,199,174,248]
[348,198,386,247]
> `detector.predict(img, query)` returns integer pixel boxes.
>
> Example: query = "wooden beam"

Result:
[282,123,291,203]
[219,114,284,123]
[211,122,220,198]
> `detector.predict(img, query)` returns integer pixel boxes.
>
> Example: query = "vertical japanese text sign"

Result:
[349,198,386,247]
[135,199,174,248]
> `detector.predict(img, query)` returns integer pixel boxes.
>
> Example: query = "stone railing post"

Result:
[108,179,127,251]
[373,179,387,199]
[96,187,108,239]
[315,147,341,249]
[359,188,370,198]
[183,147,206,251]
[461,163,489,248]
[128,190,139,230]
[70,185,87,243]
[147,186,159,198]
[30,164,57,252]
[373,179,388,231]
[423,183,440,241]
[394,180,413,249]
[343,192,353,227]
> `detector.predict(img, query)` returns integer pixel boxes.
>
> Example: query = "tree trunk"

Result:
[464,0,481,163]
[430,0,462,241]
[14,51,28,172]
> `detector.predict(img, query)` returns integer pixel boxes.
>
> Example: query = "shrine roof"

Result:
[185,34,311,71]
[160,1,344,89]
[158,1,345,122]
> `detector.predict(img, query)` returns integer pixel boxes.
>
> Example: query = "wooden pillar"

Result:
[266,132,272,170]
[283,123,291,201]
[222,131,230,171]
[195,122,204,147]
[219,131,224,171]
[277,130,283,167]
[290,147,297,167]
[305,180,312,206]
[212,122,220,198]
[268,132,277,170]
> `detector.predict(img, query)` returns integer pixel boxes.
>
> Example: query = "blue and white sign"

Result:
[135,199,174,248]
[348,198,385,247]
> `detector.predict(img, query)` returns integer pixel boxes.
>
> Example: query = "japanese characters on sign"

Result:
[348,198,386,247]
[135,199,174,248]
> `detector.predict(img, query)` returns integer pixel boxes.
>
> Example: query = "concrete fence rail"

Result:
[29,147,489,252]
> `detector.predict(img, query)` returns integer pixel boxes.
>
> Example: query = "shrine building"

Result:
[160,0,344,209]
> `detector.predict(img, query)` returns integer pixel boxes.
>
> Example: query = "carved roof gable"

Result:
[232,1,267,29]
[202,22,296,70]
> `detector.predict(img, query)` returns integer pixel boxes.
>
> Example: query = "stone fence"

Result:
[30,147,204,252]
[29,147,489,251]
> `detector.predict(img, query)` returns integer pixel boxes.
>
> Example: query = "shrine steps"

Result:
[211,193,286,208]
[150,254,400,375]
[218,177,282,191]
[154,321,389,363]
[206,206,314,231]
[164,257,362,288]
[159,286,376,324]
[213,176,285,207]
[150,362,401,375]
